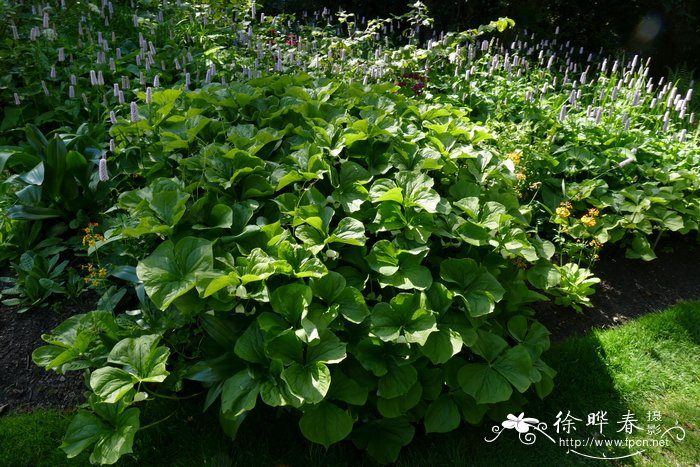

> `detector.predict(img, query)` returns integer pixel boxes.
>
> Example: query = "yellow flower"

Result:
[515,172,527,181]
[507,151,522,165]
[556,206,571,218]
[580,215,597,227]
[589,239,603,249]
[587,208,600,218]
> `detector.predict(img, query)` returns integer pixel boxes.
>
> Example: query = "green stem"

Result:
[140,412,175,431]
[145,388,204,400]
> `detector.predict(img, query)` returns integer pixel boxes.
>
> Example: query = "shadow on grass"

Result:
[393,332,636,467]
[119,331,636,467]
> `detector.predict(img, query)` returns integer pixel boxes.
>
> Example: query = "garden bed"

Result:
[1,235,697,415]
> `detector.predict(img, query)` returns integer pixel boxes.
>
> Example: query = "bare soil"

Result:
[0,234,698,414]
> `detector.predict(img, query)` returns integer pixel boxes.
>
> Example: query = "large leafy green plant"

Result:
[35,77,557,464]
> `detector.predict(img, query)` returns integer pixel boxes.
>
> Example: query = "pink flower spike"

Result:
[99,155,109,182]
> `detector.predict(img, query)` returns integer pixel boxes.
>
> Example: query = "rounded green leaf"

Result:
[457,363,513,404]
[136,237,213,310]
[424,395,461,433]
[90,367,135,403]
[221,370,259,417]
[377,363,417,399]
[299,402,353,448]
[281,361,331,404]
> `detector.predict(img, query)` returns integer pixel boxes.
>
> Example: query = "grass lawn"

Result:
[1,300,698,466]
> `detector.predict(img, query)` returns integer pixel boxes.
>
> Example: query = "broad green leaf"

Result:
[281,361,331,404]
[89,408,140,465]
[234,322,268,364]
[327,217,367,246]
[137,237,213,309]
[507,316,528,342]
[260,376,303,408]
[61,406,140,465]
[661,212,684,231]
[425,282,454,315]
[371,293,437,345]
[367,240,400,275]
[452,392,489,424]
[236,248,292,284]
[310,271,346,304]
[526,260,561,289]
[471,331,509,363]
[458,363,513,404]
[307,332,346,364]
[219,410,248,439]
[60,411,108,458]
[333,162,371,209]
[440,258,505,316]
[424,395,461,433]
[368,241,433,290]
[200,272,240,297]
[265,329,304,364]
[150,189,189,226]
[194,204,233,229]
[421,328,463,364]
[352,418,415,464]
[377,363,417,399]
[270,283,313,324]
[396,171,441,213]
[221,370,259,417]
[299,402,353,448]
[328,369,368,406]
[200,314,244,350]
[378,263,433,291]
[492,345,533,393]
[377,382,422,418]
[625,235,657,261]
[278,241,327,278]
[524,321,551,357]
[370,303,402,342]
[293,204,334,234]
[373,201,407,231]
[107,334,170,383]
[295,224,327,254]
[369,178,403,204]
[335,287,369,323]
[353,338,389,376]
[90,368,135,403]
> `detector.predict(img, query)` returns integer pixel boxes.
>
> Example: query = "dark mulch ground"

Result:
[0,288,99,415]
[0,234,698,415]
[537,233,700,342]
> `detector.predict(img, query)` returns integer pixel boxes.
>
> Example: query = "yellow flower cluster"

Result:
[507,151,522,165]
[80,263,108,287]
[556,201,573,218]
[82,222,105,247]
[588,239,604,249]
[580,207,600,227]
